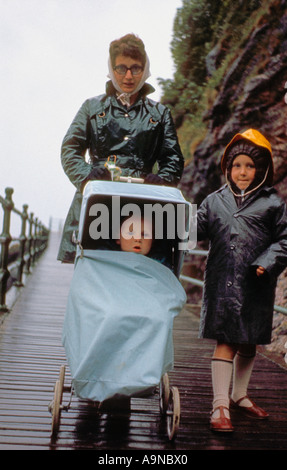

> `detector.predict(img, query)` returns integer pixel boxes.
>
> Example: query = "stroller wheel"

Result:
[50,380,61,437]
[159,373,170,414]
[49,366,66,437]
[166,386,180,441]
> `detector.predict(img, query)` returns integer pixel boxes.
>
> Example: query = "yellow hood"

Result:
[221,129,273,182]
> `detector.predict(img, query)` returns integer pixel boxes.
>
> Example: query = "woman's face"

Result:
[113,54,144,95]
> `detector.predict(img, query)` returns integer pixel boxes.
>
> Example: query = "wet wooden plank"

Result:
[0,233,287,450]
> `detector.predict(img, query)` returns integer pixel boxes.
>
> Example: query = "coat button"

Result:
[123,135,129,141]
[227,281,233,287]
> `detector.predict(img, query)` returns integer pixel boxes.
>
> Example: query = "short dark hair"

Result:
[109,34,146,67]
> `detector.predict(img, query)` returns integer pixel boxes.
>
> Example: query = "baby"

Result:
[116,215,153,255]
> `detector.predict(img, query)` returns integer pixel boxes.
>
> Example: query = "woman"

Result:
[58,34,184,263]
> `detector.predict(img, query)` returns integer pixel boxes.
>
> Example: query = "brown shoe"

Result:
[230,396,269,419]
[210,406,234,432]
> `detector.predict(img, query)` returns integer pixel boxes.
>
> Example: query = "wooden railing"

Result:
[180,249,287,316]
[0,187,49,312]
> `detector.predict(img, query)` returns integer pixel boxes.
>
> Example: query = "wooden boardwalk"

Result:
[0,232,287,451]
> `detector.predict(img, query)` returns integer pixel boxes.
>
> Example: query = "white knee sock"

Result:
[231,353,256,407]
[211,358,233,417]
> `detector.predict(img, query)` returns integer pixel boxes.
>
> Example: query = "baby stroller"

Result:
[49,167,194,441]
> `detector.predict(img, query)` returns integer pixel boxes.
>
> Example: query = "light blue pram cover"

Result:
[62,250,186,402]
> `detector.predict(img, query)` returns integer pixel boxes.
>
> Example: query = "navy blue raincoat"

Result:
[197,184,287,344]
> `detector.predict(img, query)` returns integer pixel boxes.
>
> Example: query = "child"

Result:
[197,129,287,432]
[116,213,173,269]
[116,214,153,255]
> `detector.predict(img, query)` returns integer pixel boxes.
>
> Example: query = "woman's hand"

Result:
[145,173,165,185]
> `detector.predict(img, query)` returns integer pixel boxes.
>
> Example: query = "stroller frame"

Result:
[49,178,193,441]
[49,365,180,441]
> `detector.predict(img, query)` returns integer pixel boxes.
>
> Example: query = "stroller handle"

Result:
[119,176,144,184]
[105,156,144,184]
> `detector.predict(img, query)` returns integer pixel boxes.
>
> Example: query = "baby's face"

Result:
[231,154,256,190]
[118,217,153,255]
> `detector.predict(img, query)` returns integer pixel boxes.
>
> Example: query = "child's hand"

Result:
[256,266,266,277]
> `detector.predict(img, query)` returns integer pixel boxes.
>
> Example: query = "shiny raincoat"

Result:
[197,130,287,344]
[58,82,184,262]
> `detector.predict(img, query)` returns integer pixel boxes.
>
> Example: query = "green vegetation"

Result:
[159,0,270,163]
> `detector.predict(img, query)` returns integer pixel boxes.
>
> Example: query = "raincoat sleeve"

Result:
[61,100,93,191]
[156,107,184,186]
[251,198,287,279]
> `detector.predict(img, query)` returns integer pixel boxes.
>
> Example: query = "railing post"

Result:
[14,204,28,287]
[0,187,14,312]
[38,222,47,255]
[24,212,34,274]
[33,217,38,263]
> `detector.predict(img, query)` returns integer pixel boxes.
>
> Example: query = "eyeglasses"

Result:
[113,64,143,76]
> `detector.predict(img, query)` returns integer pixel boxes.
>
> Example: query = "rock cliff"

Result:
[177,0,287,363]
[179,0,287,205]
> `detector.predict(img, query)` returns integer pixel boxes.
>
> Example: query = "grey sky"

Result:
[0,0,182,232]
